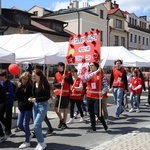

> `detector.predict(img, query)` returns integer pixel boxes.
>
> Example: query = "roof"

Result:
[28,5,53,13]
[44,5,99,17]
[107,8,119,15]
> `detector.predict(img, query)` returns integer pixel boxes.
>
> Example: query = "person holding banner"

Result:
[67,68,84,124]
[84,62,108,132]
[53,62,73,129]
[109,59,128,119]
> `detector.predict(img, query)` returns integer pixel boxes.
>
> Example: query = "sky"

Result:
[2,0,150,20]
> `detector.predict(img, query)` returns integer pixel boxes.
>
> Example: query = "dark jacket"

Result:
[15,83,33,111]
[1,80,14,105]
[32,81,50,102]
[0,84,6,104]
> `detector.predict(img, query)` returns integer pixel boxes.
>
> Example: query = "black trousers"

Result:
[0,104,13,132]
[70,99,83,118]
[87,97,107,130]
[44,115,53,131]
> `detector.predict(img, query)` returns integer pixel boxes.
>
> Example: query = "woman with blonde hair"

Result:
[15,72,33,149]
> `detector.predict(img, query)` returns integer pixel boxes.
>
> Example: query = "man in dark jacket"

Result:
[0,70,15,137]
[0,84,7,142]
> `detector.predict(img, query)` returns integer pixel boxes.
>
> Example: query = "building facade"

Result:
[125,12,150,50]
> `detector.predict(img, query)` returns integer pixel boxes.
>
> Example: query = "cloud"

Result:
[51,0,150,19]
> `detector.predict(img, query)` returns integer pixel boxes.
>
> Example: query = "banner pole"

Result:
[57,64,67,112]
[99,63,102,117]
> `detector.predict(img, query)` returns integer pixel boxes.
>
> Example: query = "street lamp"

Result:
[106,16,110,46]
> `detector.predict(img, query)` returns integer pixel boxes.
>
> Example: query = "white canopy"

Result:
[0,47,15,63]
[130,50,150,62]
[101,46,150,67]
[0,33,66,64]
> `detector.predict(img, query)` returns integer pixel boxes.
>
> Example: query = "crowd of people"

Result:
[0,59,149,150]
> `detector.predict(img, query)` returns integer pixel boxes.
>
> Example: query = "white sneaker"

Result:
[105,119,109,125]
[19,142,30,149]
[83,111,87,116]
[66,118,74,124]
[34,144,40,150]
[79,117,84,122]
[136,109,140,113]
[0,135,7,143]
[74,112,78,119]
[38,142,47,150]
[129,108,135,113]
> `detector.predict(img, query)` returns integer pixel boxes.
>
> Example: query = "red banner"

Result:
[66,29,101,64]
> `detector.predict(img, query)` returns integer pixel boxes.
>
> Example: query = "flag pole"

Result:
[57,64,67,112]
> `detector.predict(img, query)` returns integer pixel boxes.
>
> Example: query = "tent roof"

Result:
[0,33,66,64]
[130,50,150,61]
[101,46,149,67]
[0,47,15,63]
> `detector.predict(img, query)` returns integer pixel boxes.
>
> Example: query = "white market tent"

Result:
[0,47,15,63]
[130,50,150,62]
[101,46,150,67]
[0,33,66,64]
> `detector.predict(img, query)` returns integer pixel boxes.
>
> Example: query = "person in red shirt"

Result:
[109,59,128,118]
[84,62,108,132]
[129,70,142,113]
[53,62,73,129]
[67,68,84,124]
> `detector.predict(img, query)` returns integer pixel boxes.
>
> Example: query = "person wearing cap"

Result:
[53,62,73,129]
[109,59,128,119]
[129,70,142,113]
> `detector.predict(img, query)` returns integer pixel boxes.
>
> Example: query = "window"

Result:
[101,31,103,42]
[116,19,122,29]
[51,22,63,32]
[33,11,38,16]
[15,14,30,25]
[140,21,142,28]
[138,36,141,44]
[134,35,137,43]
[121,37,125,46]
[142,37,145,45]
[130,34,133,42]
[100,10,104,19]
[135,19,137,26]
[146,38,148,45]
[114,36,119,46]
[132,18,134,25]
[129,17,131,24]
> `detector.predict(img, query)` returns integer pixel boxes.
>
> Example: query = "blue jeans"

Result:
[33,102,48,143]
[130,92,140,109]
[113,87,123,116]
[87,97,107,130]
[17,110,32,143]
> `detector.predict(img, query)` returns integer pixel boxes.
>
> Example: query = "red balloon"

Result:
[8,64,20,75]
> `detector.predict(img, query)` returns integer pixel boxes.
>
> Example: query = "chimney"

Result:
[113,1,119,9]
[139,16,147,20]
[72,0,79,9]
[105,0,112,10]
